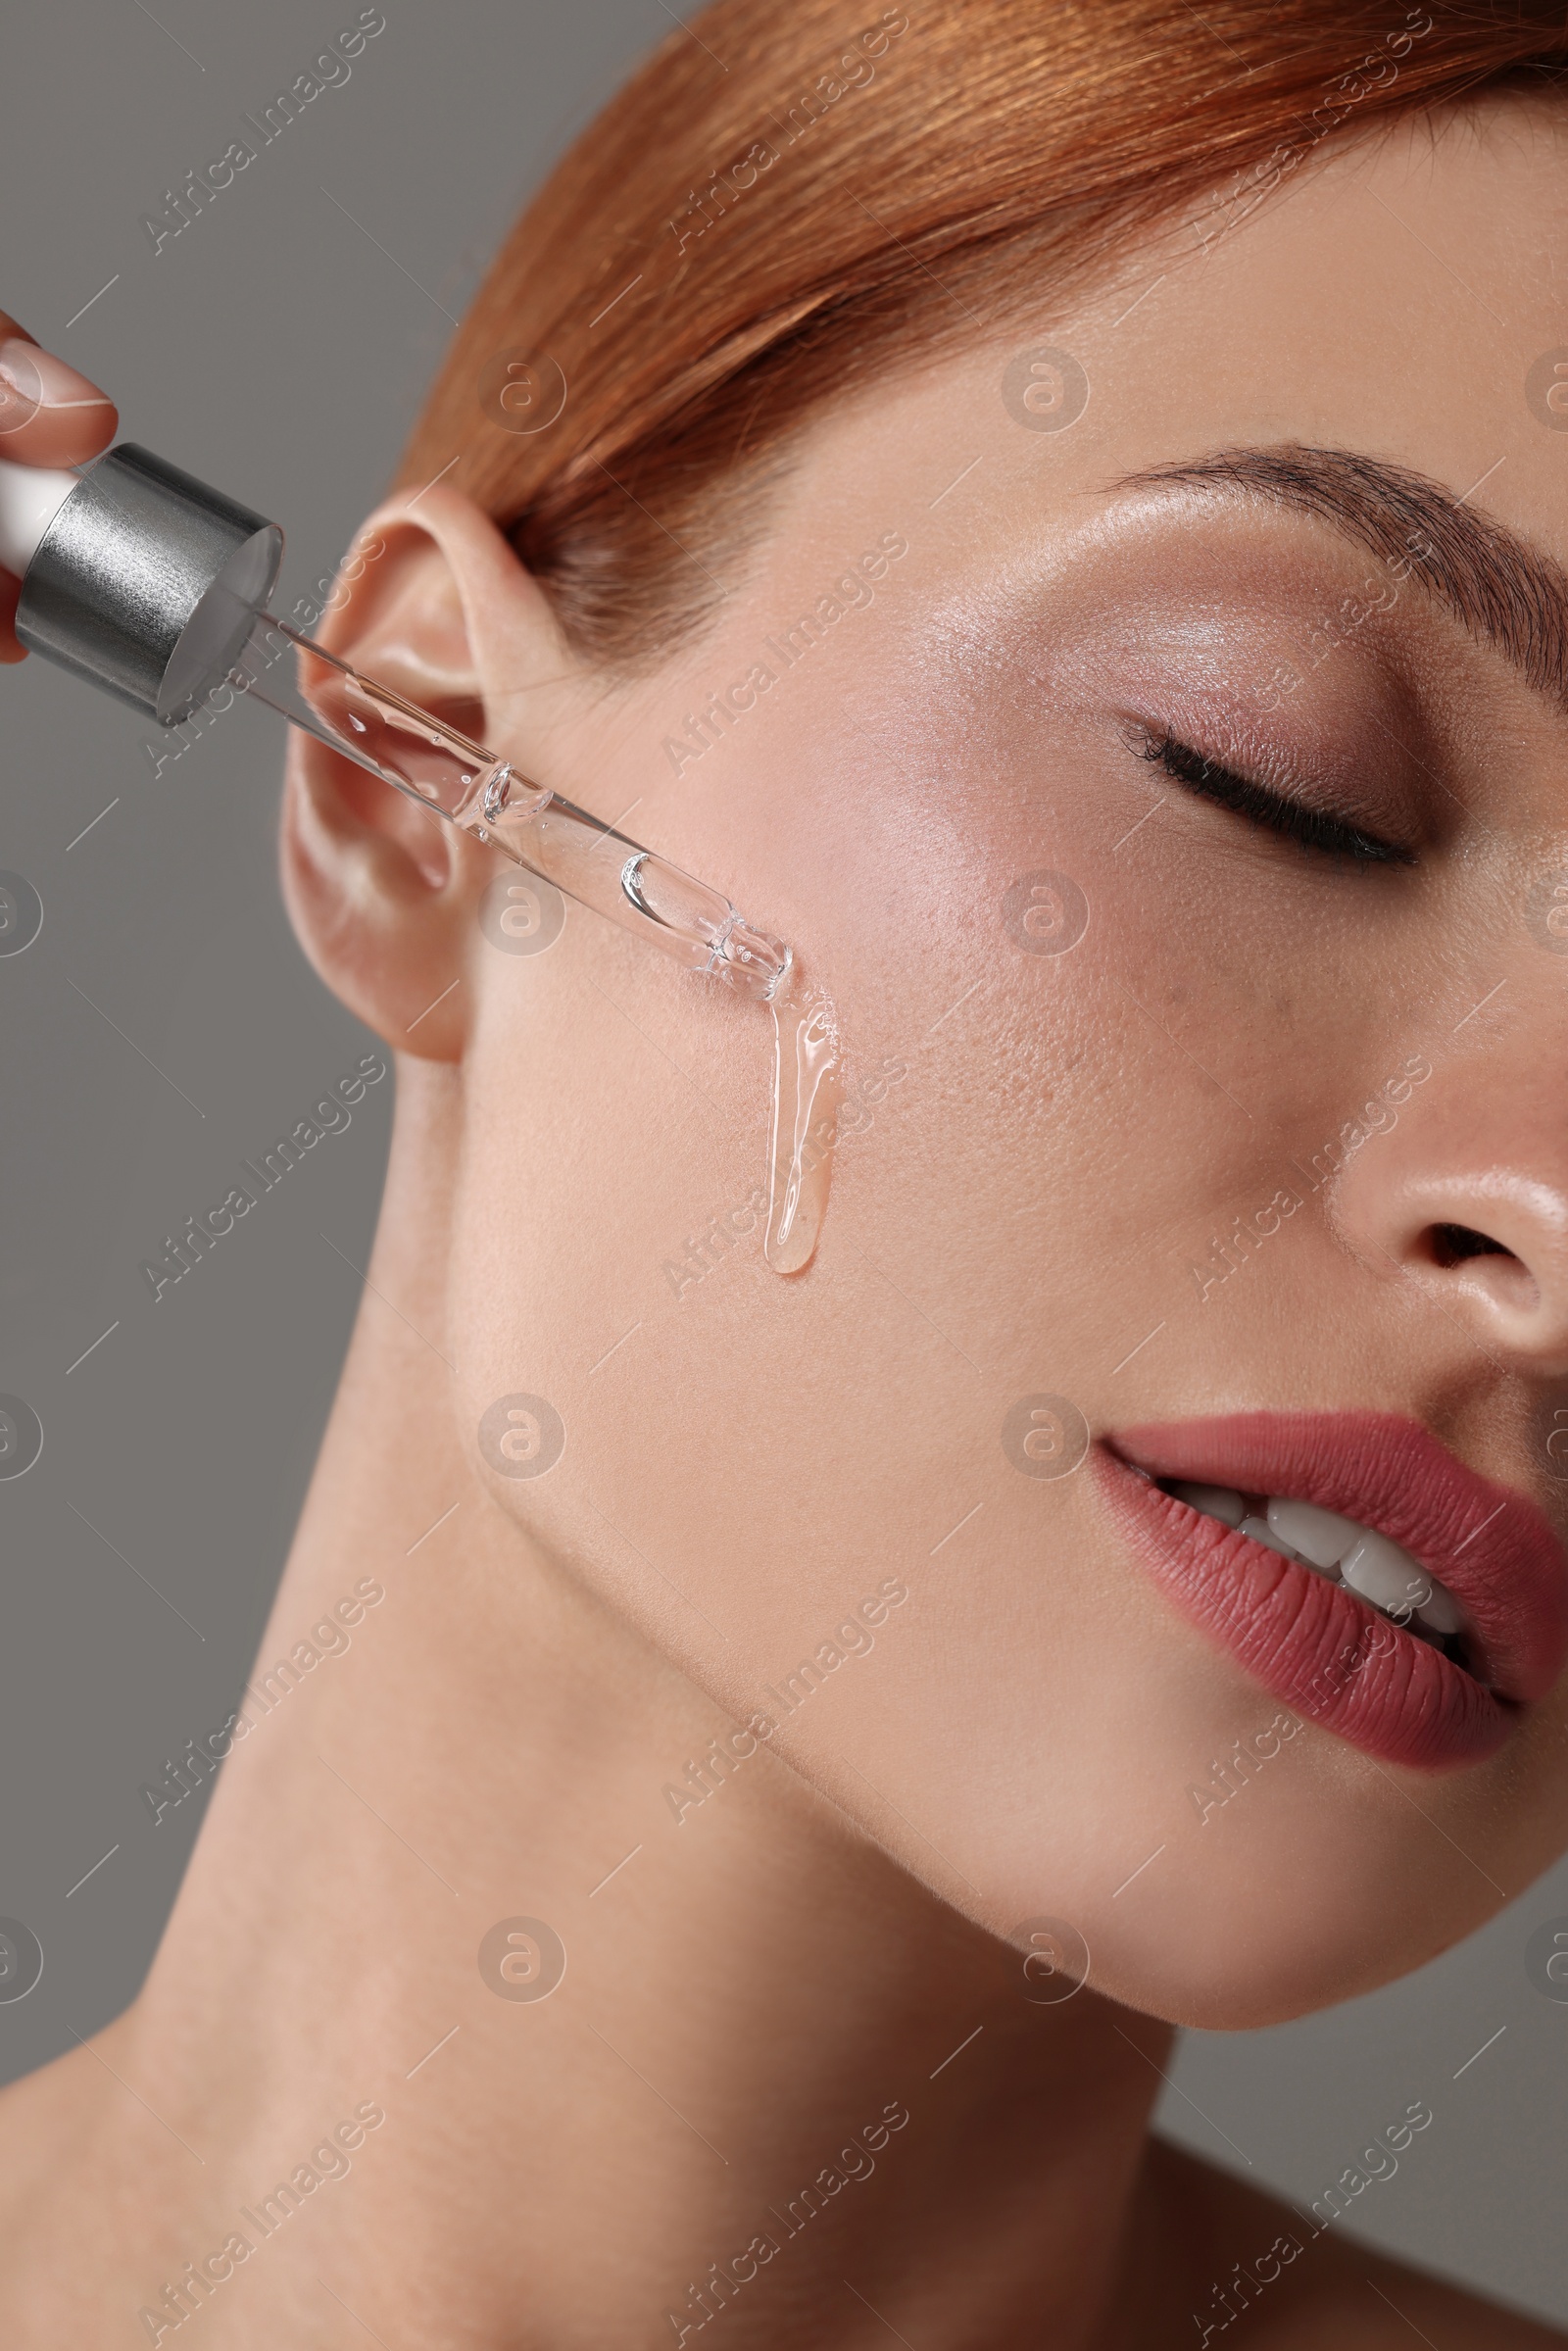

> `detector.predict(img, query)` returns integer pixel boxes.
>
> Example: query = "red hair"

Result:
[397,0,1568,664]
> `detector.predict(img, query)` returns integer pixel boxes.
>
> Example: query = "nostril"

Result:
[1430,1222,1515,1267]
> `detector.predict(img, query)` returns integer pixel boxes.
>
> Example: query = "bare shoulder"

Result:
[1115,2133,1568,2349]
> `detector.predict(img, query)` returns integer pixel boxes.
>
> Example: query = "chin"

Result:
[1064,1818,1501,2033]
[963,1580,1542,2040]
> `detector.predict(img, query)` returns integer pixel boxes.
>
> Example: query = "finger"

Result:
[0,316,117,467]
[0,568,24,662]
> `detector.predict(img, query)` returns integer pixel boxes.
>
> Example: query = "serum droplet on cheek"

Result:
[765,975,843,1274]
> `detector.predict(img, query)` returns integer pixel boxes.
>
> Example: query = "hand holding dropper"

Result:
[0,330,790,1003]
[0,312,118,661]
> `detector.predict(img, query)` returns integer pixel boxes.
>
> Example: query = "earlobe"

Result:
[278,486,573,1062]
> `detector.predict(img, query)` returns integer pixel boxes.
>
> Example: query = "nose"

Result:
[1328,1049,1568,1378]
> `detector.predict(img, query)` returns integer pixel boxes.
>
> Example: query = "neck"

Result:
[41,1063,1173,2348]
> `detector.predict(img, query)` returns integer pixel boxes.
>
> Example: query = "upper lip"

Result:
[1107,1410,1568,1706]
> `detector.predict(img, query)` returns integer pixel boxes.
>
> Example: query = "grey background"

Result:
[0,0,1563,2326]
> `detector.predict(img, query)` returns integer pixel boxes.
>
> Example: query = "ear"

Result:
[278,486,576,1060]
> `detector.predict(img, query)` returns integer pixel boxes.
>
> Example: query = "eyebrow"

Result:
[1114,443,1568,707]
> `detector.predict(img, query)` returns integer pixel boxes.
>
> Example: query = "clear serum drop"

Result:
[764,971,844,1273]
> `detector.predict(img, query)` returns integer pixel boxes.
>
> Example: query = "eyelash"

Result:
[1141,732,1416,868]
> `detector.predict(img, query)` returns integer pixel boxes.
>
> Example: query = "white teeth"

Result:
[1171,1480,1247,1526]
[1266,1496,1361,1574]
[1164,1479,1468,1645]
[1238,1512,1308,1564]
[1339,1530,1432,1621]
[1412,1581,1464,1637]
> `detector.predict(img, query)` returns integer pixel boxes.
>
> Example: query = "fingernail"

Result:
[0,337,113,432]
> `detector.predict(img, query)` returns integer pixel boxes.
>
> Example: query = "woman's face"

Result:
[438,96,1568,2027]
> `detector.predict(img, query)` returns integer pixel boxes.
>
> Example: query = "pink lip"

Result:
[1095,1412,1568,1771]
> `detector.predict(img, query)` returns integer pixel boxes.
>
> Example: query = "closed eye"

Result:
[1140,731,1417,867]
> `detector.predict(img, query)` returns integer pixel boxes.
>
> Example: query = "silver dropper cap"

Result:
[14,443,282,724]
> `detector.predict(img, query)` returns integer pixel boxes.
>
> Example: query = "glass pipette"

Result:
[231,612,791,1000]
[0,442,792,1003]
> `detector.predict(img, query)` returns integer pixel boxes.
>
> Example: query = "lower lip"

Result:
[1091,1447,1510,1769]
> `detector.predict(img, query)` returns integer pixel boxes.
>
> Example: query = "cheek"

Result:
[449,672,1251,1718]
[444,626,1537,2017]
[451,712,1066,1722]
